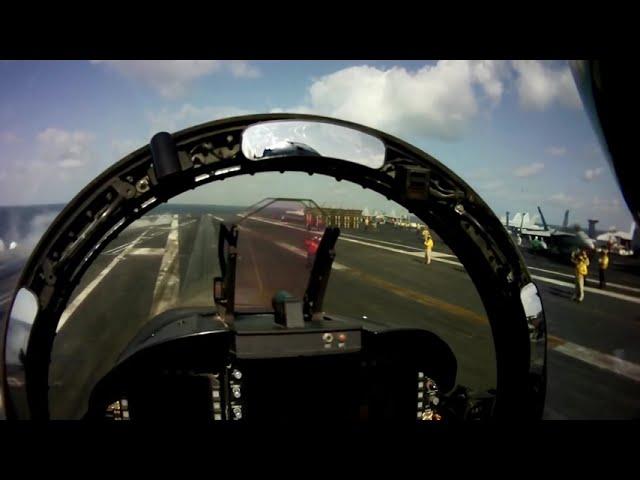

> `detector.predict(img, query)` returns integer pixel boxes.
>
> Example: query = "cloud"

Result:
[546,146,566,156]
[465,168,490,181]
[111,139,144,159]
[470,60,510,104]
[457,168,510,203]
[513,162,544,177]
[583,166,604,181]
[227,61,261,79]
[548,192,584,209]
[478,179,505,191]
[37,128,93,146]
[584,142,604,158]
[22,211,60,247]
[58,159,84,169]
[511,60,582,110]
[91,60,260,98]
[283,61,511,141]
[0,127,101,204]
[0,131,20,144]
[592,196,621,213]
[36,128,95,169]
[474,179,508,200]
[147,104,254,134]
[269,61,582,141]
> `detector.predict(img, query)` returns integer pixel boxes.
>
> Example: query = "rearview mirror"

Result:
[241,120,386,169]
[520,282,544,343]
[4,288,39,418]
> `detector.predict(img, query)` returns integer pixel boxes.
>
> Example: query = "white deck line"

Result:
[0,292,12,306]
[129,248,166,256]
[530,274,640,305]
[528,265,640,293]
[149,215,180,318]
[553,341,640,383]
[239,213,640,381]
[243,215,640,303]
[57,228,151,332]
[341,232,455,257]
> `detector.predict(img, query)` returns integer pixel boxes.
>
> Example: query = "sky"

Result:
[0,60,633,232]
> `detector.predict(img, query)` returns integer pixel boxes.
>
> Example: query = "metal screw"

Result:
[232,386,241,398]
[136,177,150,193]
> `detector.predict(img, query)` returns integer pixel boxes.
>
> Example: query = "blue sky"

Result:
[0,60,633,232]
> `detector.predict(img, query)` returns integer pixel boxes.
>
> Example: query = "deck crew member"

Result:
[572,249,589,302]
[598,248,609,289]
[422,228,434,265]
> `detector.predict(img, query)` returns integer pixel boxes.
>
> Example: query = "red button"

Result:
[338,333,347,342]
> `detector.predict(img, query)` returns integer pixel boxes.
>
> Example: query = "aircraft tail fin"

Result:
[562,210,569,229]
[537,206,549,231]
[511,212,522,229]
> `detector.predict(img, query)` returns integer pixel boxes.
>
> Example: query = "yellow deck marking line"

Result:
[342,266,489,326]
[239,213,640,381]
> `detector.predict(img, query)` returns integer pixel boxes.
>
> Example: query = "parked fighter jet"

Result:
[596,222,638,256]
[502,207,595,260]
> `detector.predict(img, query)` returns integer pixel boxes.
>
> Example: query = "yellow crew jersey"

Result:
[599,254,609,270]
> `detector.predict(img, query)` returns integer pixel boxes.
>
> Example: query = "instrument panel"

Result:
[91,313,456,422]
[102,364,444,422]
